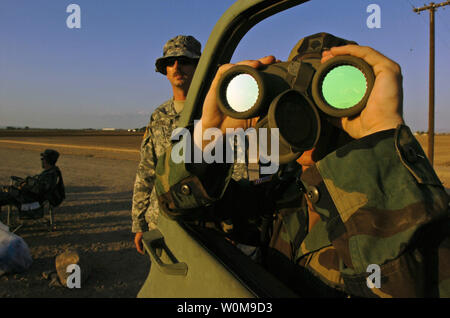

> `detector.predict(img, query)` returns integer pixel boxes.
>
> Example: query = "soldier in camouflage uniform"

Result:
[131,35,202,254]
[0,149,62,208]
[154,42,450,297]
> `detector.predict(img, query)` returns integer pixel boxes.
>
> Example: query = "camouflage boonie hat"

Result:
[155,35,201,75]
[40,149,59,165]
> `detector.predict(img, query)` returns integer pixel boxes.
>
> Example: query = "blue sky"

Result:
[0,0,449,132]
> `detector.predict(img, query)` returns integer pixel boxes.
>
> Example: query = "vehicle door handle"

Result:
[142,229,188,276]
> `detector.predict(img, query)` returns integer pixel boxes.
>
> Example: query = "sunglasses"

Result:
[164,57,197,67]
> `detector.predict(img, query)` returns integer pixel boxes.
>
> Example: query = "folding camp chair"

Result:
[6,176,58,233]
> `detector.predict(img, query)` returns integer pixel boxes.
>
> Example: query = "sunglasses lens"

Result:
[165,59,175,67]
[165,58,192,67]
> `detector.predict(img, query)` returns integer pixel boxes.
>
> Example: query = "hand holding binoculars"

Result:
[216,34,375,164]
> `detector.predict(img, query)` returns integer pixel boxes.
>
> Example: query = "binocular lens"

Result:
[321,65,367,109]
[226,74,259,112]
[271,90,319,151]
[312,56,374,117]
[276,93,310,146]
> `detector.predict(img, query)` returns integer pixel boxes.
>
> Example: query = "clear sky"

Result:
[1,0,449,132]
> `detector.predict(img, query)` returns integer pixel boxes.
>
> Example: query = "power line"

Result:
[436,10,450,50]
[406,1,450,52]
[403,0,428,52]
[406,0,430,26]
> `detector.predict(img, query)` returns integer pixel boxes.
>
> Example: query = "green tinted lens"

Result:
[321,65,367,109]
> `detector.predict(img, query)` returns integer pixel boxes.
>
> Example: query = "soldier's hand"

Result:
[200,56,277,149]
[134,232,145,255]
[321,45,404,139]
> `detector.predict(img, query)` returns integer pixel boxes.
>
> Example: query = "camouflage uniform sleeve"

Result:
[300,125,450,297]
[154,140,233,220]
[23,170,56,197]
[131,123,158,233]
[154,131,263,224]
[21,176,40,194]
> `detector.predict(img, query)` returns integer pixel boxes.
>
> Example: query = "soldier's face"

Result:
[296,120,340,171]
[166,58,196,91]
[297,149,315,172]
[41,157,51,169]
[41,157,46,168]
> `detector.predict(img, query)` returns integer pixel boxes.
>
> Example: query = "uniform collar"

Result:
[164,97,183,117]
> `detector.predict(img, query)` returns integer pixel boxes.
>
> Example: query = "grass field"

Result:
[0,132,143,162]
[0,129,144,137]
[414,134,450,190]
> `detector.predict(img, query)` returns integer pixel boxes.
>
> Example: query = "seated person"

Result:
[0,149,65,209]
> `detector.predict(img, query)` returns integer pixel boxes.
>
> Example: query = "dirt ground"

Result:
[0,133,449,298]
[414,134,450,192]
[0,136,149,298]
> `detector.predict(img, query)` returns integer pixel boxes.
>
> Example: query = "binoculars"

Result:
[216,33,375,164]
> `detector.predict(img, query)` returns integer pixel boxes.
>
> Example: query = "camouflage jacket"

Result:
[131,99,180,233]
[154,125,450,297]
[131,99,249,233]
[20,166,60,201]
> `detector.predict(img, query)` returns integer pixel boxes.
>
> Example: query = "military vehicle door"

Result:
[138,216,298,297]
[138,0,310,298]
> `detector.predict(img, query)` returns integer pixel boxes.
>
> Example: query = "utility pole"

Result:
[413,1,450,166]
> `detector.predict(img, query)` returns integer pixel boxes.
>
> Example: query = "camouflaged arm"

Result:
[300,125,450,297]
[131,130,158,233]
[22,175,41,195]
[154,135,235,221]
